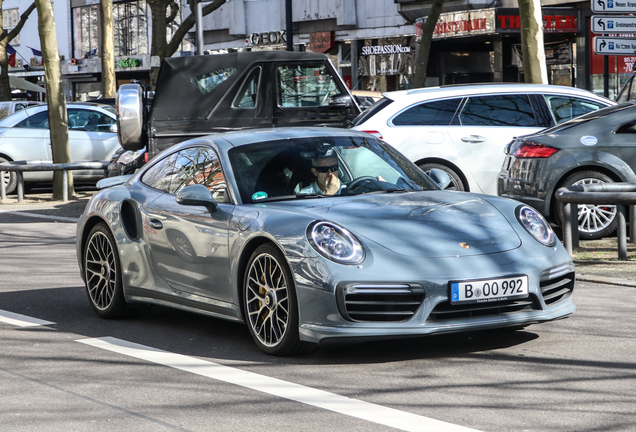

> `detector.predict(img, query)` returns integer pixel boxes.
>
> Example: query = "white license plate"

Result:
[450,275,528,305]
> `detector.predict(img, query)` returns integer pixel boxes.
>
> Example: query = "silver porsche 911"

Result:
[76,127,575,355]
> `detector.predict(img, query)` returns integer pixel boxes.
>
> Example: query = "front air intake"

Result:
[337,284,425,322]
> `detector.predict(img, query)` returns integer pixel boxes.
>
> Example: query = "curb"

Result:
[576,274,636,288]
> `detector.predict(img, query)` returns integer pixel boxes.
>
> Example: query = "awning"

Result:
[9,76,46,93]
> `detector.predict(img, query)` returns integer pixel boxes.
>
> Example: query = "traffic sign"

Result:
[592,0,636,13]
[594,36,636,54]
[592,15,636,32]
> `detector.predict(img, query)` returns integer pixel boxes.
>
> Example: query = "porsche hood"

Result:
[279,192,522,258]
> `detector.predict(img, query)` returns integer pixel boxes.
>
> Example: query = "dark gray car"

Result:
[498,103,636,239]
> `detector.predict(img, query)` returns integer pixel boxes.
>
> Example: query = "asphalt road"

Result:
[1,211,635,432]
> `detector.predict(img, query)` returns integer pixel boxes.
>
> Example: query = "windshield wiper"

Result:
[295,193,330,199]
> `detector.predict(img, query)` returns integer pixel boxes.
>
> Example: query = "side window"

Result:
[277,64,340,107]
[616,120,636,134]
[15,111,49,128]
[92,112,116,132]
[544,95,607,124]
[68,109,92,130]
[141,152,179,192]
[392,98,462,126]
[191,67,236,95]
[459,95,537,127]
[233,67,261,109]
[617,79,631,103]
[170,147,228,202]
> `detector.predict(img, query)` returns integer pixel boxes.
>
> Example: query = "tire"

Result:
[243,244,313,356]
[418,162,466,191]
[0,156,17,195]
[559,171,617,240]
[83,223,128,318]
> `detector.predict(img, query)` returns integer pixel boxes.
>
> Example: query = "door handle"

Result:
[461,135,486,143]
[148,219,163,230]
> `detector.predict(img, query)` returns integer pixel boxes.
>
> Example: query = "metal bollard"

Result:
[618,204,627,261]
[16,172,24,203]
[62,170,68,202]
[0,170,5,203]
[631,205,636,244]
[562,202,574,255]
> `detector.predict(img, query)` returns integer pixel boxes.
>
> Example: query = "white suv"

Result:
[352,84,613,194]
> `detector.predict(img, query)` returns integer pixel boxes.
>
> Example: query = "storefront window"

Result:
[73,5,99,59]
[114,0,149,56]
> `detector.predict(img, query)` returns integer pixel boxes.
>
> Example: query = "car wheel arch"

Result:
[79,215,115,276]
[414,158,470,192]
[235,235,288,322]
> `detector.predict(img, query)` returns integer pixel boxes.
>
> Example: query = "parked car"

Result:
[0,103,120,194]
[617,73,636,103]
[498,103,636,239]
[352,84,614,194]
[0,101,41,120]
[76,127,575,356]
[352,90,383,110]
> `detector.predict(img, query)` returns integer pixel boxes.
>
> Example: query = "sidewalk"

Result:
[1,191,635,287]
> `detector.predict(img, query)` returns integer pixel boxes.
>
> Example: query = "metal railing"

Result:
[555,183,636,260]
[0,160,108,203]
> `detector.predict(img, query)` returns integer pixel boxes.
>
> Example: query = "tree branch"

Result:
[165,0,227,57]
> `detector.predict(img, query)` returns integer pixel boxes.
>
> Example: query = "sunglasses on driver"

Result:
[313,164,339,173]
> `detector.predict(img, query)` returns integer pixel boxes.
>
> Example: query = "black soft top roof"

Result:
[151,51,330,121]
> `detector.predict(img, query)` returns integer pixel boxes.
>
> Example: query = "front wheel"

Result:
[418,163,466,191]
[560,171,617,240]
[243,244,312,356]
[83,223,128,318]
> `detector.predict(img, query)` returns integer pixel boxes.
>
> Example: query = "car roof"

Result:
[382,83,612,103]
[205,127,375,148]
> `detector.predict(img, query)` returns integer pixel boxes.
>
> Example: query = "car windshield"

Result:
[229,135,438,203]
[541,103,635,134]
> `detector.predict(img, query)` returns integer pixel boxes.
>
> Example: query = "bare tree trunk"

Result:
[100,0,116,98]
[0,2,37,101]
[519,0,548,84]
[35,0,73,200]
[413,0,444,89]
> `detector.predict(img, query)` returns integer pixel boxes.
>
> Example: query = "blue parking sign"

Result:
[609,41,615,50]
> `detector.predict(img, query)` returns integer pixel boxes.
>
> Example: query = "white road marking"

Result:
[78,337,480,432]
[0,211,78,223]
[0,309,56,327]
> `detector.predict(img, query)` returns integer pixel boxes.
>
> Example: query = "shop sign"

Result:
[496,8,578,33]
[309,31,335,53]
[416,9,495,40]
[117,58,142,68]
[248,31,286,46]
[361,44,411,55]
[358,37,415,77]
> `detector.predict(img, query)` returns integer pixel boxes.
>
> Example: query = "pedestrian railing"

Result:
[0,160,108,203]
[555,183,636,260]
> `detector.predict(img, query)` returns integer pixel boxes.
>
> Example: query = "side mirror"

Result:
[176,184,218,213]
[428,168,452,190]
[116,84,145,151]
[110,123,118,133]
[329,94,353,108]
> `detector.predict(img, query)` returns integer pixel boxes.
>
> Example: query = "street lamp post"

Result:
[286,0,293,51]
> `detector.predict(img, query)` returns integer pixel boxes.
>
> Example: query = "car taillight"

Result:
[144,152,149,163]
[513,143,559,158]
[362,130,383,139]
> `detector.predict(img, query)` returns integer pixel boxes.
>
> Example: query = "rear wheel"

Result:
[418,162,466,191]
[83,223,128,318]
[0,157,16,195]
[243,243,313,356]
[560,171,617,240]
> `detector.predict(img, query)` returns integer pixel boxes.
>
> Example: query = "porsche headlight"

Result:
[307,221,365,264]
[516,205,556,247]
